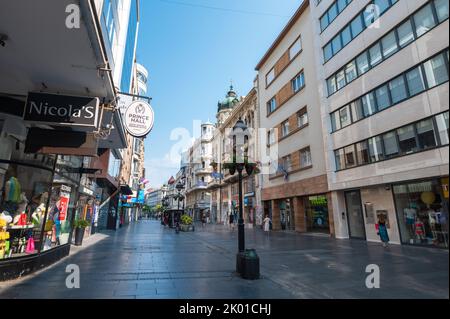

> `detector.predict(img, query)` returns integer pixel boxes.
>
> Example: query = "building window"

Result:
[300,147,312,168]
[331,111,340,132]
[369,42,383,67]
[282,155,292,172]
[406,66,426,96]
[389,75,408,104]
[331,36,342,55]
[344,145,356,168]
[375,84,391,111]
[414,3,437,37]
[335,149,345,170]
[416,118,438,149]
[281,120,290,138]
[266,68,275,86]
[350,14,364,37]
[330,49,449,133]
[325,1,449,95]
[336,70,346,90]
[323,0,398,62]
[424,53,449,87]
[435,0,449,22]
[267,97,277,114]
[298,108,309,128]
[383,131,399,159]
[368,136,384,163]
[397,124,418,154]
[361,92,377,117]
[397,19,414,48]
[350,100,364,122]
[289,37,302,60]
[327,76,337,95]
[339,105,352,128]
[268,129,276,145]
[320,0,353,32]
[356,52,370,76]
[292,72,305,93]
[435,112,449,145]
[341,25,352,47]
[381,30,399,58]
[324,43,333,62]
[356,141,370,165]
[345,61,358,83]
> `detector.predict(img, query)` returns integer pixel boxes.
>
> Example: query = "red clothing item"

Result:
[415,222,424,235]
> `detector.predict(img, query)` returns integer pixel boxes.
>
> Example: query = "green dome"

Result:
[218,86,240,112]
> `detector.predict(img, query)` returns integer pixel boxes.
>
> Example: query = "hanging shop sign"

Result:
[124,100,154,137]
[23,92,99,127]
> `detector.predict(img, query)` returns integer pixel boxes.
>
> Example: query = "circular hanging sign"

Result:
[124,100,154,137]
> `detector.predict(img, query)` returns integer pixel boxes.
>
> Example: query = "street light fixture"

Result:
[175,181,185,211]
[224,119,259,279]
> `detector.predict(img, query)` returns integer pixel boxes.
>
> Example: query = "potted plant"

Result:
[73,219,90,246]
[180,214,195,232]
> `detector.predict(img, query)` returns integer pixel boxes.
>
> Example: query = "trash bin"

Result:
[242,249,260,280]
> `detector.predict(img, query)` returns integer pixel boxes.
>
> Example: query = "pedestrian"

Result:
[263,214,271,233]
[201,213,207,228]
[229,212,235,231]
[376,215,390,247]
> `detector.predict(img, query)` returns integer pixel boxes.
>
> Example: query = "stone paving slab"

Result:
[0,220,448,299]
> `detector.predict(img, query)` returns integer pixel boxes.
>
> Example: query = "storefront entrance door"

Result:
[305,195,330,233]
[345,190,366,239]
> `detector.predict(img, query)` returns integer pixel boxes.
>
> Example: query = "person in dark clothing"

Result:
[229,213,235,231]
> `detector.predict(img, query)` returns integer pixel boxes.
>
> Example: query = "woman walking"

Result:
[376,215,390,247]
[263,214,271,233]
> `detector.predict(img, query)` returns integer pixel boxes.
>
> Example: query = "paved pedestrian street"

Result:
[0,220,448,299]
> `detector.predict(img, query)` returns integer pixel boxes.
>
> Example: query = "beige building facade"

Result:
[208,86,262,227]
[311,0,449,247]
[256,0,335,235]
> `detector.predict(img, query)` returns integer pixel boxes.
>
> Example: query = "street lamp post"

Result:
[175,181,185,211]
[225,119,259,279]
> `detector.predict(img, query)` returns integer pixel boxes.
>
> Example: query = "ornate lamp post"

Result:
[224,119,259,278]
[175,181,185,211]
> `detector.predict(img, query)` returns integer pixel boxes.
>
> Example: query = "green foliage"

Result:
[181,214,193,225]
[73,219,90,228]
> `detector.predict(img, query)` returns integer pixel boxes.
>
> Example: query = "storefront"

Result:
[393,178,449,249]
[304,195,330,234]
[279,199,294,231]
[0,129,84,279]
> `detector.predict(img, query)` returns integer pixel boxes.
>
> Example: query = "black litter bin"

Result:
[242,249,260,280]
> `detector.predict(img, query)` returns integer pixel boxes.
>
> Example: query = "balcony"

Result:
[195,167,213,175]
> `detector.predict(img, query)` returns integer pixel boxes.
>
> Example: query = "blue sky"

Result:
[136,0,302,189]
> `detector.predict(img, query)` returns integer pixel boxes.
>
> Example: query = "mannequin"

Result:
[404,203,417,242]
[415,217,425,243]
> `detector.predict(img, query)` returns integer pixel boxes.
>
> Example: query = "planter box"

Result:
[180,224,195,232]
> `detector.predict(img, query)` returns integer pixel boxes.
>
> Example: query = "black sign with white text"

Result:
[23,92,99,127]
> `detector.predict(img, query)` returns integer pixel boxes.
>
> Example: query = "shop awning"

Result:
[120,185,134,196]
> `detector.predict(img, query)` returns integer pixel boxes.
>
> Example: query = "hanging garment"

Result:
[7,177,21,203]
[25,238,35,254]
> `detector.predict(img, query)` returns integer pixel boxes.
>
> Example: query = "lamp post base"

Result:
[236,250,260,280]
[236,252,245,274]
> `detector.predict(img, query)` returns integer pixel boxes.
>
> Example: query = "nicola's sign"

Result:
[124,100,154,137]
[24,92,99,127]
